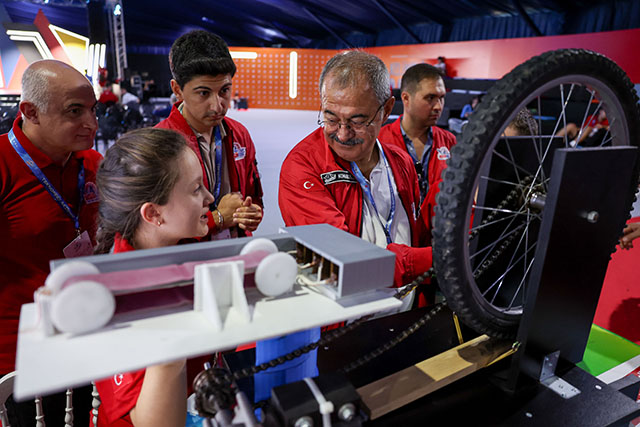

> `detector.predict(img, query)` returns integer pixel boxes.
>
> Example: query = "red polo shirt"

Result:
[0,116,102,374]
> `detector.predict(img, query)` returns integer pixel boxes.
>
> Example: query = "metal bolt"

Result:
[586,211,599,223]
[338,403,357,422]
[294,416,314,427]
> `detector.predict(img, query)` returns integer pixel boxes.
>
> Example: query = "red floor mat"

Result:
[593,217,640,344]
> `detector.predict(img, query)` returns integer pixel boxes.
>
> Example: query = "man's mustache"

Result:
[330,134,364,147]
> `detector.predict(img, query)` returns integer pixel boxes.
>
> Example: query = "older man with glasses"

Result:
[279,50,433,291]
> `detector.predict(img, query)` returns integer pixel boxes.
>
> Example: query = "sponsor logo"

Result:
[83,181,99,204]
[233,142,246,161]
[436,146,450,161]
[320,170,357,186]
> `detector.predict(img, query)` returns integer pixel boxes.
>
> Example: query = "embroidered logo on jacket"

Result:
[436,146,450,161]
[233,142,246,161]
[320,170,357,185]
[83,182,100,204]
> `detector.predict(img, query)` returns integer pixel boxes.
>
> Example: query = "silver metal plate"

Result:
[541,375,581,399]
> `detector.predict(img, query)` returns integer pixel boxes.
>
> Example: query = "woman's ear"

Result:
[140,202,163,227]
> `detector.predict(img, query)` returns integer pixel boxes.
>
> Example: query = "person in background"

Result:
[434,56,448,77]
[556,108,609,147]
[120,81,140,106]
[93,127,214,427]
[504,108,539,137]
[379,63,456,234]
[0,59,100,426]
[157,30,263,240]
[460,95,480,119]
[99,81,119,107]
[620,222,640,249]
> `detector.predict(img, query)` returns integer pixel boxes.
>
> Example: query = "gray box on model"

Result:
[282,224,396,297]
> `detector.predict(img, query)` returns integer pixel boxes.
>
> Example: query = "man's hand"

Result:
[216,192,244,229]
[620,222,640,250]
[233,196,263,232]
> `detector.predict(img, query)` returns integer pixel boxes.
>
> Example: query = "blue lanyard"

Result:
[9,129,85,233]
[213,126,222,202]
[350,142,396,245]
[401,126,432,202]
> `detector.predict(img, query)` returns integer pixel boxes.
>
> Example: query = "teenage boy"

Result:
[157,30,263,238]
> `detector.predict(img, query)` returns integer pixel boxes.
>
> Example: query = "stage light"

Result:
[113,4,122,16]
[6,30,53,60]
[231,51,258,59]
[289,51,298,99]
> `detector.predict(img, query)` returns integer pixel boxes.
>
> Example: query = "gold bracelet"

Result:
[215,209,224,229]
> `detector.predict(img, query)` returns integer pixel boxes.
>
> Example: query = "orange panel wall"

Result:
[231,47,336,111]
[230,29,640,111]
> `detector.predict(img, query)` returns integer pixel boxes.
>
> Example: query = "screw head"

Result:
[586,211,599,223]
[338,403,357,422]
[294,416,314,427]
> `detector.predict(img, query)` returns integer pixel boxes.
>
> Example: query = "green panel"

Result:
[577,324,640,377]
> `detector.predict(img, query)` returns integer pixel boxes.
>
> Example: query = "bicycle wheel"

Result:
[433,49,640,338]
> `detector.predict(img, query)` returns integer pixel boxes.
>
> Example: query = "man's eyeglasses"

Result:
[317,99,389,133]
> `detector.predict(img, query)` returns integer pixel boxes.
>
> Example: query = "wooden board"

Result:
[357,334,512,419]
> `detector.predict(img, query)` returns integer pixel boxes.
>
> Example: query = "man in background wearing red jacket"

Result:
[379,63,456,234]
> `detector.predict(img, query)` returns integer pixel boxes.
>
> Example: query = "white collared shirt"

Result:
[360,142,411,248]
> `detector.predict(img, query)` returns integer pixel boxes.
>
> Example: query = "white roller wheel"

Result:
[240,238,278,256]
[255,252,297,297]
[45,261,99,294]
[51,281,115,334]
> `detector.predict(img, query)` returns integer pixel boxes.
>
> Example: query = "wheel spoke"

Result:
[470,212,525,266]
[575,91,599,144]
[598,116,616,147]
[469,211,521,233]
[507,255,537,311]
[482,241,538,302]
[491,149,534,177]
[487,216,531,304]
[501,135,522,183]
[479,175,526,188]
[472,205,528,216]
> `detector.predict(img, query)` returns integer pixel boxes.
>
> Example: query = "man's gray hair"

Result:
[21,64,56,113]
[319,51,390,105]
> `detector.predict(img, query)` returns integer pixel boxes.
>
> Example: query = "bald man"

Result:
[0,59,100,425]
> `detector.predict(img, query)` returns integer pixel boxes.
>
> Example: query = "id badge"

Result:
[63,230,94,258]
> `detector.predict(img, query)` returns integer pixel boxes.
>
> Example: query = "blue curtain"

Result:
[375,22,442,46]
[449,11,564,42]
[565,0,640,34]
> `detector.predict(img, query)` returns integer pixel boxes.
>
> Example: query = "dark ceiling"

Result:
[1,0,637,51]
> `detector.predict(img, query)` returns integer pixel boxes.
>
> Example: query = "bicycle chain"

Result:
[206,176,536,411]
[469,175,533,242]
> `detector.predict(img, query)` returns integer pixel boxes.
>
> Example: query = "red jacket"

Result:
[0,117,102,374]
[379,117,456,233]
[156,104,263,235]
[279,127,432,287]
